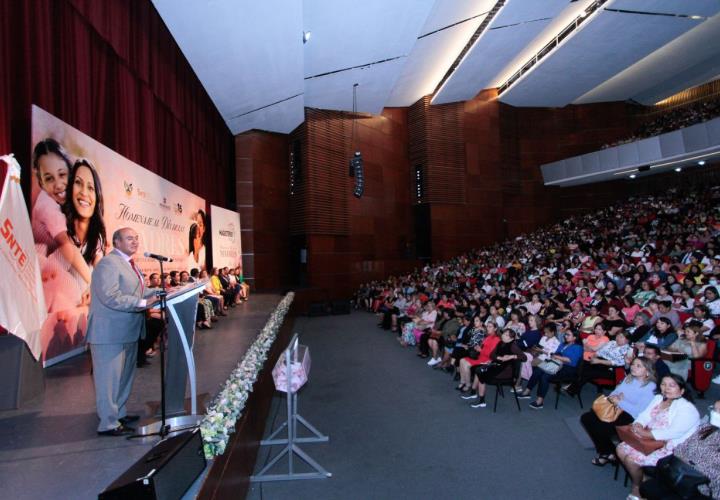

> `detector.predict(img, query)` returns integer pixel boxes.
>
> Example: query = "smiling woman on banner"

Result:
[188,208,207,272]
[65,158,107,268]
[31,139,94,301]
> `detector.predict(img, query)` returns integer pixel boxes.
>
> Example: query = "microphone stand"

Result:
[128,257,170,440]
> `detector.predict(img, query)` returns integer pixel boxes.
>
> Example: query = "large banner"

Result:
[31,105,207,365]
[210,204,242,272]
[0,155,47,359]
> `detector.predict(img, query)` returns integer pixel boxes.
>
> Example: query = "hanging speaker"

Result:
[351,152,363,198]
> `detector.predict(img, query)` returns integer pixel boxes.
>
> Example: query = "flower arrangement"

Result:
[199,292,294,458]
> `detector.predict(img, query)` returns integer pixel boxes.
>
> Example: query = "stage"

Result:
[0,293,285,500]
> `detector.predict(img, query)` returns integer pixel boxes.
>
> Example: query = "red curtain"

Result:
[0,0,234,207]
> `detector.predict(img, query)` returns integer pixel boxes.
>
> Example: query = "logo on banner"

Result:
[175,203,183,215]
[0,155,46,361]
[219,223,236,243]
[124,181,133,196]
[159,196,171,210]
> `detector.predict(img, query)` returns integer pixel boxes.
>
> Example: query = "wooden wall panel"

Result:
[238,95,644,298]
[235,131,290,290]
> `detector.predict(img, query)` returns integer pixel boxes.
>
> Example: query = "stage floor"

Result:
[0,293,284,500]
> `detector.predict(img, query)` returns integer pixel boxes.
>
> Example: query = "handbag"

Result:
[591,395,623,423]
[616,425,666,455]
[468,349,480,360]
[655,455,710,500]
[538,359,561,375]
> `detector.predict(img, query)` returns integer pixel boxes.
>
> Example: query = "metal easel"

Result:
[250,334,331,482]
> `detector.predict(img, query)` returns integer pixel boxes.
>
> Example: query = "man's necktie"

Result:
[129,259,145,294]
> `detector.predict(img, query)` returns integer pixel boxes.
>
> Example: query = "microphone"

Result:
[144,251,173,262]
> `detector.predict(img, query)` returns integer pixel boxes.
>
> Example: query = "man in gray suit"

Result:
[88,227,158,436]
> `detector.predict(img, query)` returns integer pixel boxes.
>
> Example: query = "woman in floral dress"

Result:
[616,374,700,500]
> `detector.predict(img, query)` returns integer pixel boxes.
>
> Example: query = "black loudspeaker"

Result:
[99,429,206,500]
[308,302,329,317]
[350,152,364,198]
[331,300,351,315]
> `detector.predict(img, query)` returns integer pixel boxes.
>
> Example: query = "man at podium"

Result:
[87,227,158,436]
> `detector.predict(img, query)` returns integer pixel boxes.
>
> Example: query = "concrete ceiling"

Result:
[153,0,720,135]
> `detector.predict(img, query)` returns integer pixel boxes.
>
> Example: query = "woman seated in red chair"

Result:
[564,331,632,396]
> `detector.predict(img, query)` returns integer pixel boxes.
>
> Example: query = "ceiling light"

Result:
[674,167,682,172]
[698,160,706,166]
[629,174,636,179]
[303,31,311,44]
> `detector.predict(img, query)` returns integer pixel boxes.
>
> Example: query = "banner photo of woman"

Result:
[31,105,207,365]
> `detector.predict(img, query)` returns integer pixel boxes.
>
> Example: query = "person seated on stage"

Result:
[179,271,190,285]
[196,291,215,330]
[138,272,163,367]
[517,329,583,410]
[235,267,249,301]
[224,266,242,305]
[640,400,720,500]
[202,269,226,315]
[169,270,180,287]
[210,267,231,310]
[456,321,500,394]
[663,323,708,380]
[564,331,632,396]
[461,329,526,408]
[616,374,700,500]
[579,356,657,467]
[189,268,200,283]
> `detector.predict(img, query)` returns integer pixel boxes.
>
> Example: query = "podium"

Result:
[136,279,207,435]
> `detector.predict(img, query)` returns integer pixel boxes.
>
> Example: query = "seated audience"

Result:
[518,329,583,409]
[663,324,708,380]
[640,400,720,500]
[565,331,632,396]
[580,357,657,466]
[457,322,499,393]
[616,374,701,500]
[462,329,526,408]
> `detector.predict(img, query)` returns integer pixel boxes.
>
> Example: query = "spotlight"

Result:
[303,31,311,44]
[629,174,636,179]
[698,160,706,166]
[674,167,682,172]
